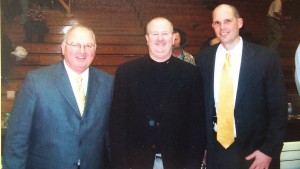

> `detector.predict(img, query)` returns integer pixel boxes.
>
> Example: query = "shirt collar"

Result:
[63,60,89,80]
[219,36,243,55]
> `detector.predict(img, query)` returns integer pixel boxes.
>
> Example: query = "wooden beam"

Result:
[58,0,72,17]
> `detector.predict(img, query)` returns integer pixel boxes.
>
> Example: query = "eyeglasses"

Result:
[65,42,96,51]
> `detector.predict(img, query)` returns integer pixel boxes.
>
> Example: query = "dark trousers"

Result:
[266,17,282,49]
[207,139,280,169]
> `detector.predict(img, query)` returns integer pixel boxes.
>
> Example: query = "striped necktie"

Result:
[75,76,86,115]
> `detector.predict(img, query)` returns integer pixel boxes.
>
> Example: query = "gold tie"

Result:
[75,76,86,115]
[217,53,234,149]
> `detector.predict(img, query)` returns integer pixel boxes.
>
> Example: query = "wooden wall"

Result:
[2,0,300,124]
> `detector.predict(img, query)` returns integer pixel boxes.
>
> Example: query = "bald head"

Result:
[61,24,97,74]
[211,4,243,50]
[146,17,173,35]
[64,25,96,43]
[212,4,240,19]
[144,17,175,62]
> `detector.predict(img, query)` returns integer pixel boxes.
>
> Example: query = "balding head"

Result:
[145,17,175,62]
[212,4,240,19]
[211,4,243,50]
[146,17,173,35]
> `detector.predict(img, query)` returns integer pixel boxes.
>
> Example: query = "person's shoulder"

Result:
[173,59,201,83]
[196,45,217,63]
[183,50,193,57]
[296,43,300,55]
[122,55,146,66]
[90,66,112,77]
[28,62,62,76]
[116,55,147,72]
[90,66,114,80]
[243,41,281,63]
[197,44,218,56]
[244,41,277,55]
[173,57,198,73]
[89,67,114,89]
[22,63,63,84]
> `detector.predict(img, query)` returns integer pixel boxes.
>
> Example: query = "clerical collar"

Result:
[147,54,173,65]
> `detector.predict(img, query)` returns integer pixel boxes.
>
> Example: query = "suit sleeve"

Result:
[259,49,287,158]
[3,73,36,169]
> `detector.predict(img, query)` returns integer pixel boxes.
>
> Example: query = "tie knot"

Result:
[226,53,231,60]
[75,76,83,84]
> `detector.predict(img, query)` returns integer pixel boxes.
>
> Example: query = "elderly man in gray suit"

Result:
[3,25,114,169]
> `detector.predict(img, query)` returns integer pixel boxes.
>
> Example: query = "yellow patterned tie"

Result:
[75,76,86,115]
[217,53,234,149]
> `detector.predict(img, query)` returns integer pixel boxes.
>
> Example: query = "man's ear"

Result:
[145,34,149,45]
[238,18,244,29]
[61,42,66,55]
[172,33,176,45]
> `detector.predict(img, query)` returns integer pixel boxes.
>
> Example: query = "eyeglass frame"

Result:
[64,42,96,51]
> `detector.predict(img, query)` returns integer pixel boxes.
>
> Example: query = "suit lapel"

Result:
[54,62,79,114]
[84,68,100,115]
[235,42,254,107]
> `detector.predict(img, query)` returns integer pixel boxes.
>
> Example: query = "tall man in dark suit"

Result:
[3,25,114,169]
[109,17,206,169]
[196,4,287,169]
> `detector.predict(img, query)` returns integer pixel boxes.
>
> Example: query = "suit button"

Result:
[80,121,84,125]
[152,144,156,149]
[79,141,83,145]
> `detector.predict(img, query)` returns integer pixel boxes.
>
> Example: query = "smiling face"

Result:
[61,26,97,74]
[212,4,243,50]
[145,17,175,62]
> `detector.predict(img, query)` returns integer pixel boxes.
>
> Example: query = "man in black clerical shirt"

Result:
[109,17,206,169]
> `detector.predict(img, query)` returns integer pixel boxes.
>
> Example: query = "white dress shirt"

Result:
[214,37,243,136]
[64,60,89,166]
[64,60,89,99]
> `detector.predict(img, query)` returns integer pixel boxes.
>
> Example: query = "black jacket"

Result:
[109,55,206,169]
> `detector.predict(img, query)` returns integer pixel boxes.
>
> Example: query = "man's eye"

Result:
[72,43,80,47]
[213,21,220,25]
[85,44,94,48]
[225,20,232,24]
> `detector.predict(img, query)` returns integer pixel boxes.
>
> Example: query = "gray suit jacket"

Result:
[3,62,114,169]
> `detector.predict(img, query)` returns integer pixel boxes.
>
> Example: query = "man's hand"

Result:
[245,150,272,169]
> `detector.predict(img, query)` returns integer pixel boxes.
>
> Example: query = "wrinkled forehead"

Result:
[65,27,96,43]
[146,18,173,34]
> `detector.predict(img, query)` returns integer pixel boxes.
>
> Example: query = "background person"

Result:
[172,28,195,65]
[295,43,300,94]
[23,0,49,43]
[266,0,288,49]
